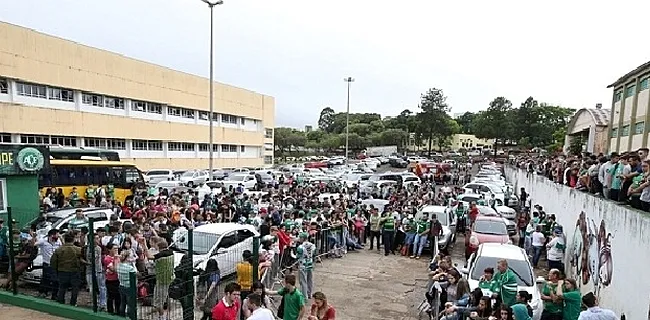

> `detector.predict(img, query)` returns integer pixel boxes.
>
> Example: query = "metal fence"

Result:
[0,206,347,320]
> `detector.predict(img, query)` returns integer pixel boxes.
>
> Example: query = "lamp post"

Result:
[201,0,223,180]
[344,77,354,161]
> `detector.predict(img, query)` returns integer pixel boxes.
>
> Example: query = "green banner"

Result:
[0,145,50,175]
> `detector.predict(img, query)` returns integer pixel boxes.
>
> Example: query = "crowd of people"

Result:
[516,147,650,211]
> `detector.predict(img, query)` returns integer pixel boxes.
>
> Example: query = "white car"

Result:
[154,180,186,194]
[402,174,422,187]
[221,174,257,190]
[461,243,544,320]
[171,223,259,277]
[146,169,175,185]
[179,169,210,187]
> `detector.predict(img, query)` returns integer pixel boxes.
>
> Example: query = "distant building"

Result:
[563,105,610,155]
[607,61,650,153]
[407,133,494,152]
[304,125,313,132]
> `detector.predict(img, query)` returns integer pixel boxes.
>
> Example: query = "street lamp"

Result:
[344,77,354,161]
[200,0,223,180]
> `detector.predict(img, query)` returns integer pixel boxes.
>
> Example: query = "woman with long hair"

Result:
[497,304,514,320]
[308,291,335,320]
[199,259,221,320]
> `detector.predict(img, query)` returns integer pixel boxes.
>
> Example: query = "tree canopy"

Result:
[274,92,575,157]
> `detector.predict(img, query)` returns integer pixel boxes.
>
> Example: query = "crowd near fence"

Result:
[0,207,346,320]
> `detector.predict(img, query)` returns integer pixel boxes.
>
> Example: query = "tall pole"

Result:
[201,0,223,179]
[208,4,214,179]
[344,77,354,161]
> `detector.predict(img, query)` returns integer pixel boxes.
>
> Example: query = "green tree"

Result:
[380,129,409,149]
[318,107,335,132]
[347,123,372,136]
[273,127,293,155]
[415,88,453,156]
[473,97,514,155]
[456,112,476,134]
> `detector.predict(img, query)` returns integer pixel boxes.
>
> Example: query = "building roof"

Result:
[566,108,611,134]
[608,60,650,88]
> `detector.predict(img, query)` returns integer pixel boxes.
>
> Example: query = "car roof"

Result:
[193,223,259,235]
[420,205,447,214]
[478,243,527,260]
[46,207,106,218]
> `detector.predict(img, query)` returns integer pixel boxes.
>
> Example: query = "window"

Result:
[614,91,622,102]
[148,140,162,151]
[20,134,49,145]
[168,142,195,152]
[212,113,219,122]
[198,111,209,121]
[47,87,74,102]
[264,143,273,151]
[265,128,273,139]
[635,122,645,135]
[611,128,618,138]
[625,85,636,98]
[104,96,125,109]
[264,156,273,165]
[240,118,246,125]
[50,136,77,147]
[198,144,209,152]
[106,139,126,150]
[167,106,181,117]
[0,178,7,213]
[147,102,162,114]
[621,125,630,136]
[181,108,195,119]
[0,133,10,143]
[16,82,46,98]
[221,114,237,124]
[641,77,650,91]
[221,144,237,152]
[0,78,8,94]
[132,100,146,112]
[85,138,107,148]
[82,93,103,106]
[240,145,246,153]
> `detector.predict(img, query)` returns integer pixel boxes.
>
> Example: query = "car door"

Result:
[212,230,239,276]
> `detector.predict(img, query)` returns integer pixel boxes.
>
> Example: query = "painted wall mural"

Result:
[568,211,614,296]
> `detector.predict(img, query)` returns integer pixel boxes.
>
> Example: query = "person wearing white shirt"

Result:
[244,292,275,320]
[37,229,62,299]
[530,226,546,268]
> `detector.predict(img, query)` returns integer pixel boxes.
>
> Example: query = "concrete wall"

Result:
[505,166,650,319]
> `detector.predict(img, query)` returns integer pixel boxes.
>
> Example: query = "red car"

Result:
[304,161,328,169]
[465,216,510,259]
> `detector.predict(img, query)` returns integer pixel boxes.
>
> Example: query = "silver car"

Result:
[415,205,457,252]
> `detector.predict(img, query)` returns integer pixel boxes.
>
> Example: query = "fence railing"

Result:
[0,208,348,320]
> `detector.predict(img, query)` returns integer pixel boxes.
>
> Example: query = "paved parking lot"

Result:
[0,303,66,320]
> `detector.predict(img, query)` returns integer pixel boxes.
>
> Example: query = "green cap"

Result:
[299,232,309,239]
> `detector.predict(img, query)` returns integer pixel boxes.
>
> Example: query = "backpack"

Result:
[168,277,185,300]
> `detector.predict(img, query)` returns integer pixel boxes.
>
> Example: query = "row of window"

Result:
[0,133,262,153]
[265,128,273,139]
[0,78,258,125]
[611,121,645,137]
[614,76,650,102]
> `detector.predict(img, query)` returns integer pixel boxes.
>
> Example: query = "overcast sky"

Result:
[2,0,649,127]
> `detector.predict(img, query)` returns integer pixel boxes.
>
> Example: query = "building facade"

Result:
[607,61,650,153]
[407,133,494,152]
[0,22,275,170]
[563,107,610,155]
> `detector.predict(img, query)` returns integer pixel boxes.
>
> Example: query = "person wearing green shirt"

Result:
[380,212,395,256]
[401,214,416,256]
[477,267,496,291]
[268,273,306,320]
[476,196,486,206]
[67,209,88,231]
[455,203,466,233]
[492,259,518,307]
[540,269,563,319]
[68,187,81,207]
[555,278,581,320]
[368,209,381,251]
[410,213,431,259]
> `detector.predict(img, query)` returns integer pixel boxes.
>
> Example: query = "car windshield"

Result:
[147,170,169,176]
[181,171,195,177]
[46,216,63,224]
[227,175,246,181]
[460,195,481,203]
[470,256,533,286]
[404,177,419,182]
[171,230,218,255]
[473,220,507,235]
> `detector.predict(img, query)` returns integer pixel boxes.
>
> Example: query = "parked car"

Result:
[146,169,175,185]
[461,243,544,320]
[415,205,457,253]
[477,206,516,236]
[464,215,511,259]
[179,169,210,187]
[154,180,187,195]
[221,173,257,190]
[170,223,259,280]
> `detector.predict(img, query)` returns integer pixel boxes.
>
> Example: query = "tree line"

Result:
[274,88,575,156]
